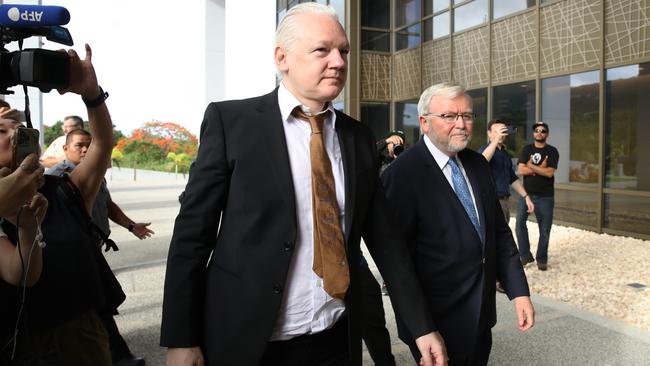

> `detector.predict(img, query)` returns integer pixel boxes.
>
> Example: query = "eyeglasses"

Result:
[423,113,475,124]
[534,129,547,134]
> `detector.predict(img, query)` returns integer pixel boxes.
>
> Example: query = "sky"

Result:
[36,0,207,136]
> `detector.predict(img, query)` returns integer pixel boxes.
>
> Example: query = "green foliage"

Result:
[167,152,193,174]
[123,140,165,164]
[43,121,63,146]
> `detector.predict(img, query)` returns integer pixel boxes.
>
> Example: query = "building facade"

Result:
[278,0,650,239]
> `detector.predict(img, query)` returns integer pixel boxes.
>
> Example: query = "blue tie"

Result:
[448,157,482,241]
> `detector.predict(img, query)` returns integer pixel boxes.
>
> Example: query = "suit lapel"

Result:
[335,111,356,243]
[415,139,485,246]
[256,89,296,216]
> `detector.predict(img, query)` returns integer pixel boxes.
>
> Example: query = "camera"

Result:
[0,4,74,95]
[388,130,406,156]
[506,125,517,134]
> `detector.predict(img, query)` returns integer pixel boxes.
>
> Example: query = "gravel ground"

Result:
[510,219,650,331]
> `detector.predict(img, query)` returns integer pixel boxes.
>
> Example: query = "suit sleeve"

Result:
[489,166,530,299]
[160,103,232,347]
[362,136,436,338]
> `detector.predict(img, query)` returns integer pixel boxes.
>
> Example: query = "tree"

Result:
[114,121,198,172]
[167,152,192,175]
[111,148,124,169]
[43,121,63,146]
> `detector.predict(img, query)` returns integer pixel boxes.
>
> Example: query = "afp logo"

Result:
[7,7,43,22]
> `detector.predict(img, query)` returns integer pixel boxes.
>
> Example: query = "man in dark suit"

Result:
[160,3,446,366]
[381,83,535,365]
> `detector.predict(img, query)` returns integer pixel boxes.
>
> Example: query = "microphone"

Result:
[0,4,70,27]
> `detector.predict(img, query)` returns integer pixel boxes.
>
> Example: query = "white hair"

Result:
[274,3,340,52]
[417,82,472,117]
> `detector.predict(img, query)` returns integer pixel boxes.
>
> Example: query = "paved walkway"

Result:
[105,171,650,365]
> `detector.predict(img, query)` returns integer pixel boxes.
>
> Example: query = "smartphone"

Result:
[11,127,40,171]
[506,125,518,134]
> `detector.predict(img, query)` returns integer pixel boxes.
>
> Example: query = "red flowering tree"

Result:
[115,121,198,170]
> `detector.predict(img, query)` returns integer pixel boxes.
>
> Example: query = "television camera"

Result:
[0,4,73,95]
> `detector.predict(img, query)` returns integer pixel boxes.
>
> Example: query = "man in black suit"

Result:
[381,83,535,365]
[160,3,446,366]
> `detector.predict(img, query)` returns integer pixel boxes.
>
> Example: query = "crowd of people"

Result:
[0,3,561,366]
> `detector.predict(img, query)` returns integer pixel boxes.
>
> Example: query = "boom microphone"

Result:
[0,4,70,27]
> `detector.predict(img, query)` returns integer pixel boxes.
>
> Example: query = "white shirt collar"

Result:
[278,81,337,128]
[423,134,454,169]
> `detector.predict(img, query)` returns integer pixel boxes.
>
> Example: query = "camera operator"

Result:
[0,44,116,365]
[0,154,47,287]
[376,131,405,169]
[479,120,534,293]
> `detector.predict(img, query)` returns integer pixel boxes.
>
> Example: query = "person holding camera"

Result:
[479,120,534,223]
[479,120,534,293]
[0,101,48,288]
[0,44,116,365]
[46,128,151,366]
[0,153,48,287]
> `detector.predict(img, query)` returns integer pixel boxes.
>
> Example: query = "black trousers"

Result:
[360,265,396,366]
[260,316,350,366]
[407,328,492,366]
[98,312,133,362]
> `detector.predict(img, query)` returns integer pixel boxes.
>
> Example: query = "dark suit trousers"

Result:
[260,316,350,366]
[360,265,396,366]
[406,328,492,366]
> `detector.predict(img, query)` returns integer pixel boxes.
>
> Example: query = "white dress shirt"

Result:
[423,134,480,224]
[269,82,346,341]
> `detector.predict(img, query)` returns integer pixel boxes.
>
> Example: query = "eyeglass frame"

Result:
[422,112,476,124]
[534,129,548,134]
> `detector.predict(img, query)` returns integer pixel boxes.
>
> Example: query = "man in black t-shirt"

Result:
[515,122,559,271]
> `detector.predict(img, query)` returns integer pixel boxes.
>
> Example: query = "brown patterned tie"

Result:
[292,107,349,300]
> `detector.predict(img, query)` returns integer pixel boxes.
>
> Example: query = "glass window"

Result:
[395,101,421,148]
[395,23,421,51]
[425,0,449,15]
[454,0,488,33]
[362,0,390,28]
[605,194,650,235]
[492,81,536,159]
[493,0,536,20]
[605,62,650,192]
[395,0,421,28]
[361,103,391,143]
[542,71,600,186]
[554,190,599,227]
[467,88,487,151]
[362,31,390,52]
[424,11,450,41]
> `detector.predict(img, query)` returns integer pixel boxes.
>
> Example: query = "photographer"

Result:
[376,131,405,167]
[0,154,47,287]
[0,44,116,365]
[479,120,534,293]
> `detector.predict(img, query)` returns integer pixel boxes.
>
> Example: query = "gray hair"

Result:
[274,3,340,52]
[417,82,472,116]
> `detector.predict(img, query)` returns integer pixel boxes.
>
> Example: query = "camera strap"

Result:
[17,39,33,129]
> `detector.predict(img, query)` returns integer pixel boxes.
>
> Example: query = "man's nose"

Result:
[329,49,346,69]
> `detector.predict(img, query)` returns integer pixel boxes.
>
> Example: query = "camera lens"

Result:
[393,144,404,156]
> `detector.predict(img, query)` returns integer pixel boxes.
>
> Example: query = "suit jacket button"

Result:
[283,241,294,251]
[272,285,283,294]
